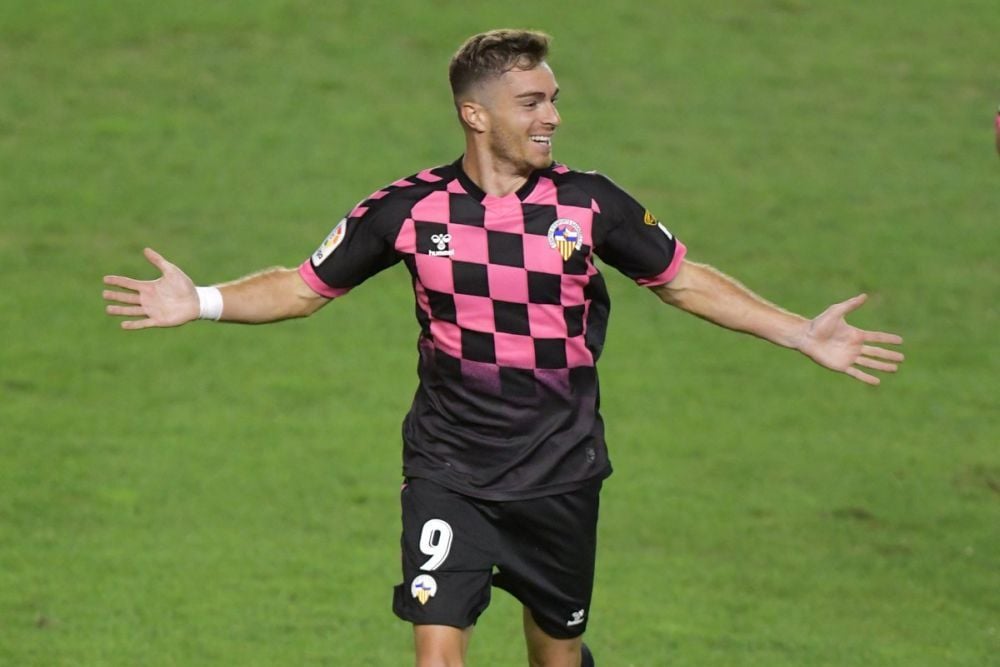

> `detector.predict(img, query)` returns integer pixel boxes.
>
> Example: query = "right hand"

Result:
[103,248,200,330]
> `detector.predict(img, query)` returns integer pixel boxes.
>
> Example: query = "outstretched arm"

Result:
[651,260,904,385]
[103,247,328,330]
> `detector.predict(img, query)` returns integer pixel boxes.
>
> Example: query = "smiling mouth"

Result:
[530,135,552,147]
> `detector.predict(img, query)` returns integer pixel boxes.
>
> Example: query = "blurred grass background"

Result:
[1,1,997,665]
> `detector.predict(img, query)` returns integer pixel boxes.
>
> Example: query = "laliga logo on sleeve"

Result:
[410,574,438,605]
[547,219,583,261]
[312,219,346,265]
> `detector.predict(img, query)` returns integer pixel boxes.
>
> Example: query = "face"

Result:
[475,62,561,173]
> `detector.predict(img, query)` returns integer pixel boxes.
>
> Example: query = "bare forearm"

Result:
[215,267,328,323]
[652,260,808,349]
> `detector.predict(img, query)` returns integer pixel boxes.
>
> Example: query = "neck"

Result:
[461,142,531,197]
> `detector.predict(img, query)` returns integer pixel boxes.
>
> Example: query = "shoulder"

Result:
[544,165,643,223]
[547,164,634,203]
[351,163,456,223]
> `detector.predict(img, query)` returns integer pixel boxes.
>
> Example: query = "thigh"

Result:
[493,480,602,639]
[392,478,497,629]
[522,607,584,667]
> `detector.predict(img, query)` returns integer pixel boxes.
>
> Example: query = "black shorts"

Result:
[392,477,602,639]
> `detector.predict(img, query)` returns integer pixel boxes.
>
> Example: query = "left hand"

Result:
[796,294,904,385]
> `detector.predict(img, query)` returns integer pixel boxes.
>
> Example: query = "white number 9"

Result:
[419,519,453,571]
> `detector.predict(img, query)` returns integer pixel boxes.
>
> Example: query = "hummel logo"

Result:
[567,608,585,627]
[429,233,454,257]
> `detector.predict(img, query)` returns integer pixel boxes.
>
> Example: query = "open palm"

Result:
[103,248,200,330]
[798,294,904,385]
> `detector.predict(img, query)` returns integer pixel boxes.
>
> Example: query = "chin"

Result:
[529,154,554,170]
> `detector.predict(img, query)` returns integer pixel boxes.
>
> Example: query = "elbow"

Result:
[651,282,685,307]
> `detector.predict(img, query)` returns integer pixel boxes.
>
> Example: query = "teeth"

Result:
[530,136,551,144]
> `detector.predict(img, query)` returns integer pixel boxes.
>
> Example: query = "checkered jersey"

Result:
[299,159,686,500]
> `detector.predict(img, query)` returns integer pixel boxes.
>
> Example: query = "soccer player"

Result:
[103,29,904,667]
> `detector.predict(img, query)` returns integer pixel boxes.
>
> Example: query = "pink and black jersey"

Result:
[300,159,686,500]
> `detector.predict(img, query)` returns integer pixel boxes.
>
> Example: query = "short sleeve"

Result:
[298,194,403,299]
[589,174,686,287]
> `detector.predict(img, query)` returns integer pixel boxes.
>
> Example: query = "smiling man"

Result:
[103,29,904,667]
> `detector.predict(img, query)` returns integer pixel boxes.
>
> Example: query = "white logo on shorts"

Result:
[567,608,586,626]
[411,574,438,606]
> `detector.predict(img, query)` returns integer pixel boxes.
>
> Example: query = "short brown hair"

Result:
[449,29,551,99]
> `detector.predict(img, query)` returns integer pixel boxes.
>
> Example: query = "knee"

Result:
[415,645,465,667]
[526,644,582,667]
[413,624,469,667]
[416,659,465,667]
[526,641,594,667]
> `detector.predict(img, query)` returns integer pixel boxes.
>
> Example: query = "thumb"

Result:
[143,247,173,275]
[831,293,867,318]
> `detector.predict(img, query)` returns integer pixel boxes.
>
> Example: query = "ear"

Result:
[459,100,490,133]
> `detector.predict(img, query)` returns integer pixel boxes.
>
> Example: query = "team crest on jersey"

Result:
[312,219,346,265]
[643,210,658,226]
[547,219,583,261]
[410,574,438,606]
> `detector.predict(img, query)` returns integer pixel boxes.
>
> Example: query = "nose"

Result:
[544,101,561,128]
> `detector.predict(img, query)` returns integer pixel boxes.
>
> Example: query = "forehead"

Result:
[493,62,558,96]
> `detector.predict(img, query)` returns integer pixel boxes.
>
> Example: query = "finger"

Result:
[832,293,868,317]
[862,345,904,362]
[102,289,141,305]
[855,357,899,373]
[121,318,156,331]
[103,275,145,291]
[863,331,903,346]
[845,366,880,385]
[106,304,147,317]
[143,247,172,273]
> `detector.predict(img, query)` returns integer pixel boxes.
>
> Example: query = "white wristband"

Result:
[195,286,224,321]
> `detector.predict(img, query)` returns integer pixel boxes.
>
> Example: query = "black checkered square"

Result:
[452,261,490,297]
[494,301,530,336]
[425,289,457,323]
[534,338,568,369]
[527,271,563,305]
[461,329,496,363]
[487,230,524,267]
[522,204,558,236]
[449,192,486,227]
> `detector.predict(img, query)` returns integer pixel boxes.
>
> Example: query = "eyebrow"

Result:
[515,87,560,99]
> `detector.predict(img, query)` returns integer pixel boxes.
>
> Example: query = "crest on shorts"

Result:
[411,574,438,605]
[547,219,583,261]
[643,210,658,226]
[312,219,346,265]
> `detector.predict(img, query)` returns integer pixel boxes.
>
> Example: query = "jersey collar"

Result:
[452,157,555,203]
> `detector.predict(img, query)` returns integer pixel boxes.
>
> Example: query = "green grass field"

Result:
[2,1,998,665]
